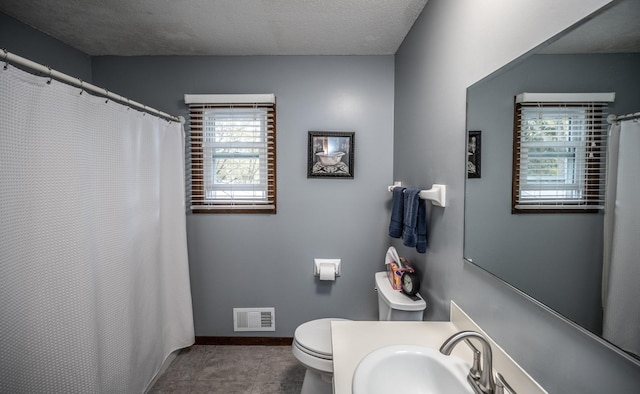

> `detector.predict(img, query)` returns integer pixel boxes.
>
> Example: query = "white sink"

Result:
[352,344,474,394]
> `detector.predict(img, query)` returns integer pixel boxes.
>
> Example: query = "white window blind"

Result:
[513,93,613,212]
[186,94,276,213]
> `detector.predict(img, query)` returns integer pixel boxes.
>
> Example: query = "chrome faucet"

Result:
[439,331,495,394]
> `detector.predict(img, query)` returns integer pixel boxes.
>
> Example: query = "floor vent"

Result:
[233,307,275,332]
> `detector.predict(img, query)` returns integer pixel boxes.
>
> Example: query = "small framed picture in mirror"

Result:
[467,130,481,178]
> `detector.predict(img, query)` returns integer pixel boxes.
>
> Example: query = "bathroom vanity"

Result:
[331,302,547,394]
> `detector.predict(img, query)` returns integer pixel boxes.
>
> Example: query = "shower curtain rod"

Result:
[1,49,181,123]
[607,112,640,123]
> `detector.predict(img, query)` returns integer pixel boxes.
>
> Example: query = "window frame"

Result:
[186,95,276,214]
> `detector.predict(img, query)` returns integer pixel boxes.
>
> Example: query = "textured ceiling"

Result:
[2,0,637,57]
[0,0,428,56]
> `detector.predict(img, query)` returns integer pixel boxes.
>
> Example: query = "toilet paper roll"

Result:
[319,263,336,281]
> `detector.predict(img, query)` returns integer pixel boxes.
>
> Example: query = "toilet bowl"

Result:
[292,272,427,394]
[292,318,349,394]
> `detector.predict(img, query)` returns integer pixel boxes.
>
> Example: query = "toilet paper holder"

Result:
[313,258,341,277]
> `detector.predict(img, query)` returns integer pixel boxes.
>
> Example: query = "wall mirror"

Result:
[464,0,640,348]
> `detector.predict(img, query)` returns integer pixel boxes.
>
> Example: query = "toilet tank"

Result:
[374,271,426,321]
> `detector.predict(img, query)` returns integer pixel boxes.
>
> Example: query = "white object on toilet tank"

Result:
[314,258,341,280]
[374,271,426,321]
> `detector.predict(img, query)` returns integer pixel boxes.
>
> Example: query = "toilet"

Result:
[292,271,426,394]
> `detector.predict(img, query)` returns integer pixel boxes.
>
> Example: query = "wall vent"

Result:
[233,307,275,332]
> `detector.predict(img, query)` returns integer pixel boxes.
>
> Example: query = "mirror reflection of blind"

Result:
[513,93,614,211]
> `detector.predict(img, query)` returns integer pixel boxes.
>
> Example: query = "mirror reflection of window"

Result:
[512,95,613,213]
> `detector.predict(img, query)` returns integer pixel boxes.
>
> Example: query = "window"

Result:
[185,94,276,213]
[512,92,614,213]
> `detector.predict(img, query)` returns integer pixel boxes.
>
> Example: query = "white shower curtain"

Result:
[0,65,194,393]
[602,118,640,357]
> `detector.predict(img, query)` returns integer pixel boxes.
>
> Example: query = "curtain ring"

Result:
[2,48,9,70]
[104,88,109,103]
[79,79,84,94]
[46,66,52,84]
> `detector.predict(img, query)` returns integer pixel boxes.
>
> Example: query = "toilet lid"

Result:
[294,318,350,357]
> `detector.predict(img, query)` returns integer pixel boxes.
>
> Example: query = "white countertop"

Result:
[331,302,547,394]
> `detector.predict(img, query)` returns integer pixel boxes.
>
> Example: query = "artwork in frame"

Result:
[307,131,354,179]
[467,130,481,178]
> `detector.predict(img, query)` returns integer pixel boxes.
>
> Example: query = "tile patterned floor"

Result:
[149,345,305,394]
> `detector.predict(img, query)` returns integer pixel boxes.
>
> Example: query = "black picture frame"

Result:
[467,130,481,178]
[307,131,354,179]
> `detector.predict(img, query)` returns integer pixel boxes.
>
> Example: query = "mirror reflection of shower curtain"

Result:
[602,118,640,357]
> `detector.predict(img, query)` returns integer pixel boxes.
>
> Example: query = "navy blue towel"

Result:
[402,188,421,247]
[388,187,405,238]
[416,197,428,253]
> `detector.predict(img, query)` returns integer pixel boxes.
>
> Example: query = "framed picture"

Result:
[307,131,354,179]
[467,130,481,178]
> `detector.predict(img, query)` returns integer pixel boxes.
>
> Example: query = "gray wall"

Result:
[91,55,395,337]
[394,0,640,392]
[0,13,92,81]
[466,53,640,333]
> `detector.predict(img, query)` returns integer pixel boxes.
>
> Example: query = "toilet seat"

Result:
[292,318,350,374]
